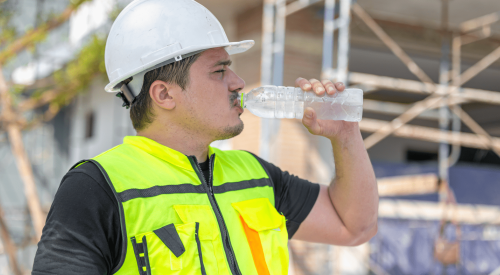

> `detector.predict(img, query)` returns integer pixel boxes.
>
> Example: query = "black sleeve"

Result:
[32,162,122,275]
[250,153,320,239]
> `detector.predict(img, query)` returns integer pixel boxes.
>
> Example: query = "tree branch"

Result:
[0,65,45,241]
[0,0,92,65]
[0,205,22,275]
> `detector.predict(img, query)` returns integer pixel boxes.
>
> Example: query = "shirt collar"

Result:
[123,136,215,171]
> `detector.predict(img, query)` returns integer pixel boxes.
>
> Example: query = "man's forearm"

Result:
[328,123,378,238]
[294,77,378,245]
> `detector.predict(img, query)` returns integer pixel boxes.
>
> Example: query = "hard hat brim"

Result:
[104,40,255,93]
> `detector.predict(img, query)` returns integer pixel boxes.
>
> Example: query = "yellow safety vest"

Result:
[72,136,289,275]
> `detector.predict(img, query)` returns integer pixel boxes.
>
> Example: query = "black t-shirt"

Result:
[32,153,319,274]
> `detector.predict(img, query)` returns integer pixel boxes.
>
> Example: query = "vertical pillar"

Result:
[261,0,275,86]
[438,0,450,183]
[265,0,287,162]
[336,0,351,83]
[322,0,336,79]
[259,0,275,161]
[322,2,338,272]
[272,0,286,86]
[448,35,462,166]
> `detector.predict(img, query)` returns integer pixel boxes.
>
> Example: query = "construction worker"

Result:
[33,0,378,274]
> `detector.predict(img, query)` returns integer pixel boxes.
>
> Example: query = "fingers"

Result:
[334,82,345,92]
[295,77,311,91]
[302,107,322,135]
[294,77,346,96]
[321,80,346,94]
[309,79,325,95]
[295,77,324,95]
[322,80,336,95]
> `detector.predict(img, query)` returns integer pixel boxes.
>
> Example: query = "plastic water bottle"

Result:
[239,86,363,121]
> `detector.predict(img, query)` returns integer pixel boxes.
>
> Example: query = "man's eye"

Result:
[216,70,226,74]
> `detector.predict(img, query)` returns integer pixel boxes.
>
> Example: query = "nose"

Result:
[227,68,245,93]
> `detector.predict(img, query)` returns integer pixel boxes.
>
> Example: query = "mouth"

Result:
[230,93,241,110]
[234,101,243,114]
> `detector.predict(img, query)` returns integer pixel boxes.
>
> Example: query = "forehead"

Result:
[198,47,231,67]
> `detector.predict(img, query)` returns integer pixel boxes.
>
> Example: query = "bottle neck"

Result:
[238,93,246,109]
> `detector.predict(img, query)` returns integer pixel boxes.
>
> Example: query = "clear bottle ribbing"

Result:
[239,86,363,122]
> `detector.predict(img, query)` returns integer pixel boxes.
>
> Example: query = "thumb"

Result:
[302,107,322,135]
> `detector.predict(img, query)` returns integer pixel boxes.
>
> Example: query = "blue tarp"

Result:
[371,219,500,275]
[370,163,500,274]
[373,163,500,206]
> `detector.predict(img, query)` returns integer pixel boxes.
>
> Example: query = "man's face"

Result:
[176,48,245,141]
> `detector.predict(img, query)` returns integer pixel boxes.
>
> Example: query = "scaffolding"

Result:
[259,0,500,184]
[259,0,500,274]
[261,0,500,162]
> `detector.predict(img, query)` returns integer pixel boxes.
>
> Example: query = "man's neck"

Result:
[137,124,210,162]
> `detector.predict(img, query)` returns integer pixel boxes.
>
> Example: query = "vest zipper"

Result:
[188,155,242,275]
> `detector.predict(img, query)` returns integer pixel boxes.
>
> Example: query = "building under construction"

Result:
[0,0,499,274]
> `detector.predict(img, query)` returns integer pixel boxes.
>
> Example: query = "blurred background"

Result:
[0,0,499,274]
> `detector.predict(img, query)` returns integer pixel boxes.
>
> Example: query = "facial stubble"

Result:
[214,92,244,140]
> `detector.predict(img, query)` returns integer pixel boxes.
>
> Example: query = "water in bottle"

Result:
[238,86,363,122]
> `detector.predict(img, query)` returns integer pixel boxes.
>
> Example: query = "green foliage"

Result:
[0,1,17,47]
[11,84,25,95]
[1,0,108,123]
[0,0,93,65]
[0,27,16,46]
[9,35,108,112]
[70,0,92,8]
[50,35,107,105]
[26,27,48,50]
[109,5,125,21]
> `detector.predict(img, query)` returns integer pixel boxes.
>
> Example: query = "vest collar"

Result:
[123,136,216,171]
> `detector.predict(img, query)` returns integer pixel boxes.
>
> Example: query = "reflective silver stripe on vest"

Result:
[118,178,271,202]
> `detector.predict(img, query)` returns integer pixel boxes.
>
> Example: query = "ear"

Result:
[149,80,177,110]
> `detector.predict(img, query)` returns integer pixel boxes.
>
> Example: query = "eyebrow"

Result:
[213,60,232,67]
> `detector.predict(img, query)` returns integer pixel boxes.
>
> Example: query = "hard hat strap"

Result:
[117,83,136,109]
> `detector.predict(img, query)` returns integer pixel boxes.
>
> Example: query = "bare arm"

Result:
[292,78,378,246]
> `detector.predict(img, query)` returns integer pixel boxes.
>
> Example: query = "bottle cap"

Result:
[239,93,245,109]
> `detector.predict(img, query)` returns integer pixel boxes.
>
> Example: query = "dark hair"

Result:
[130,53,202,131]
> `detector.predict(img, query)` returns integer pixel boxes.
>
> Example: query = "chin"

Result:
[215,121,244,141]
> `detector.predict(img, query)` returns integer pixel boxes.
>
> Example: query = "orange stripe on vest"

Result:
[239,216,271,275]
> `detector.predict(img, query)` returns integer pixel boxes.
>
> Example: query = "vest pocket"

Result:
[132,222,206,275]
[173,205,231,275]
[232,198,289,275]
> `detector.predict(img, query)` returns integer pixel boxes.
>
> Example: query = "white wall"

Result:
[68,79,135,163]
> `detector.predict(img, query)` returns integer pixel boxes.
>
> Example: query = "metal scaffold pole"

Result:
[448,9,463,167]
[268,0,287,161]
[438,0,451,184]
[260,0,275,161]
[337,0,352,83]
[321,1,337,273]
[273,0,286,87]
[322,0,336,79]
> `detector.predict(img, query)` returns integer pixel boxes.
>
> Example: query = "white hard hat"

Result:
[104,0,254,106]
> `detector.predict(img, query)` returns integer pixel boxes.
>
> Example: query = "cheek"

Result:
[186,91,222,120]
[187,78,231,119]
[202,87,230,109]
[204,96,233,126]
[206,97,228,118]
